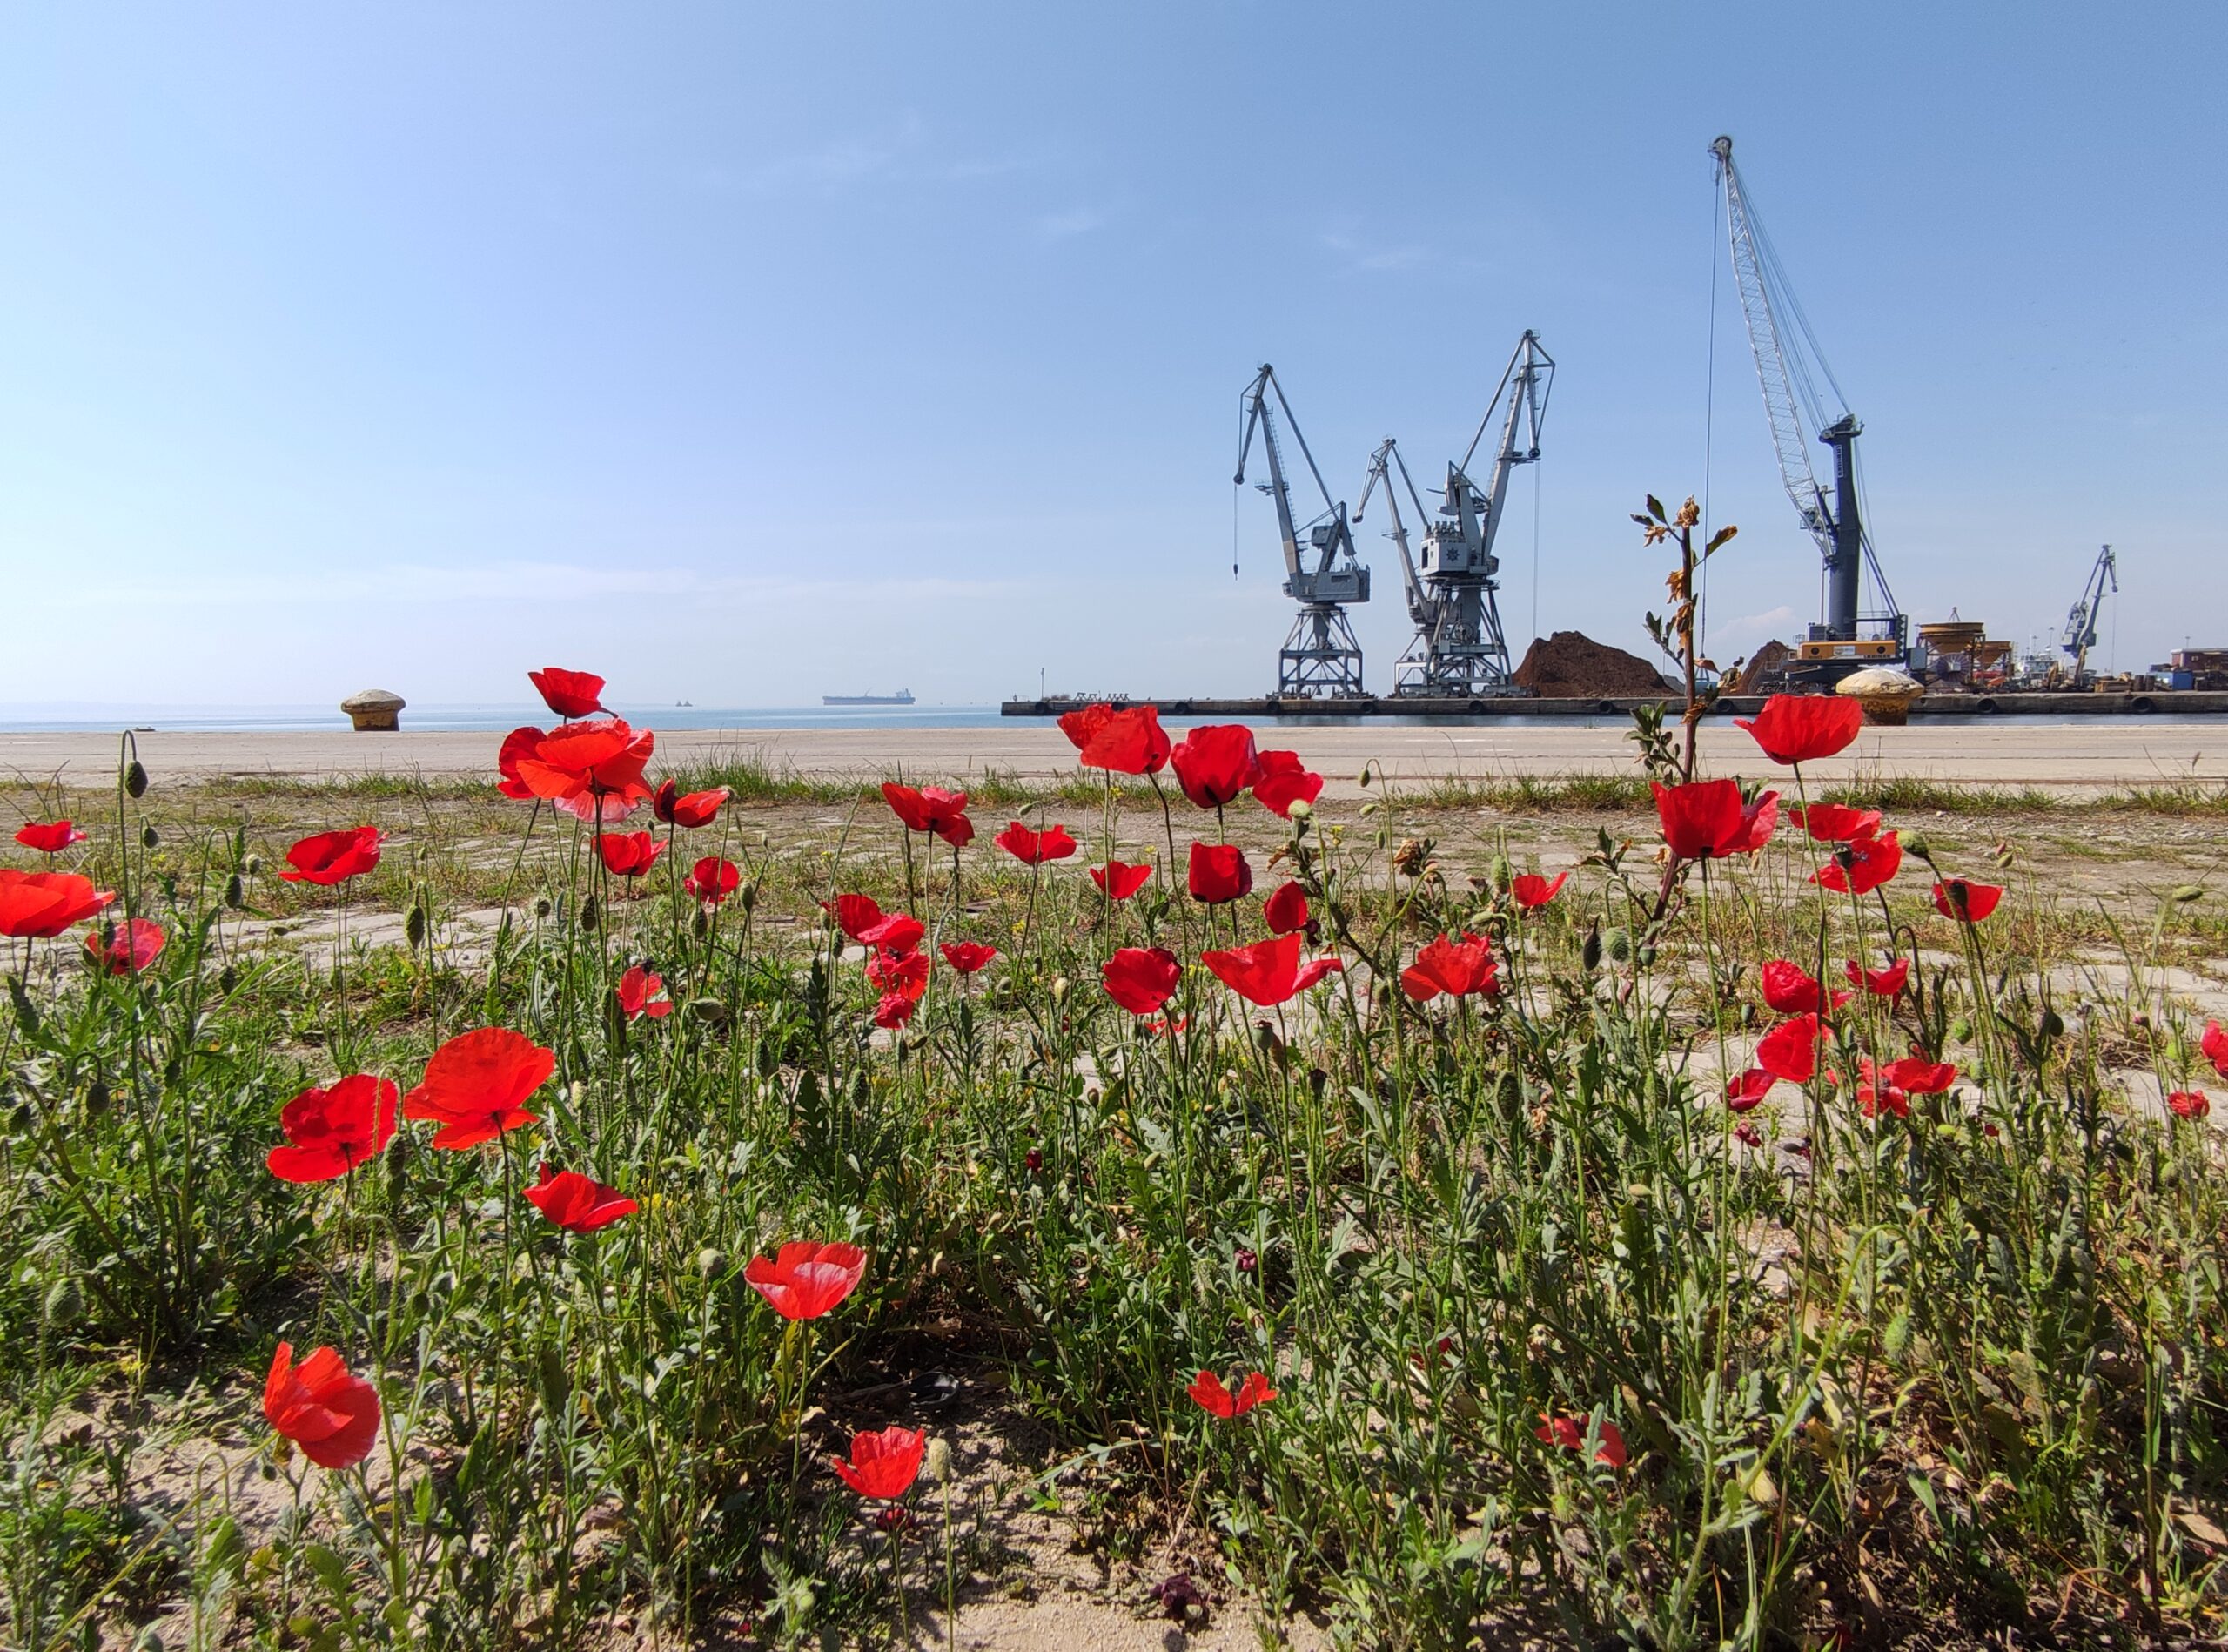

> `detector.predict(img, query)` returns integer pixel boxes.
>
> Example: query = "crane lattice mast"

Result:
[1712,135,1906,681]
[1358,330,1551,697]
[2060,543,2117,684]
[1234,365,1370,698]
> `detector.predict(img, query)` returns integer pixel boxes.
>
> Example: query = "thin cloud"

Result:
[1035,208,1103,239]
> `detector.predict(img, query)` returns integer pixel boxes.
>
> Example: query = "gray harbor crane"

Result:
[1356,330,1553,697]
[1234,364,1371,698]
[1713,134,1907,682]
[2059,543,2117,685]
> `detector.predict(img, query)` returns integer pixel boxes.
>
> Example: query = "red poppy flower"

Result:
[1735,694,1865,766]
[1511,871,1568,910]
[864,914,925,956]
[1652,780,1778,861]
[744,1239,867,1320]
[1791,802,1882,843]
[494,726,543,801]
[595,831,663,878]
[1535,1413,1627,1468]
[1188,842,1253,905]
[873,991,918,1029]
[652,781,730,828]
[686,856,741,906]
[1854,1058,1909,1119]
[1932,879,2003,923]
[529,667,607,720]
[1399,933,1500,1003]
[2169,1089,2211,1121]
[880,783,975,847]
[1756,1014,1823,1084]
[85,918,164,976]
[1726,1068,1775,1113]
[1091,860,1154,901]
[940,940,997,975]
[522,1163,637,1232]
[14,819,85,852]
[615,965,671,1020]
[0,870,116,937]
[1170,724,1263,809]
[1262,880,1309,935]
[511,719,656,820]
[832,1426,925,1499]
[2204,1021,2228,1079]
[1203,931,1343,1008]
[1104,946,1183,1014]
[1806,831,1898,897]
[1143,1013,1188,1037]
[827,894,886,943]
[1886,1054,1957,1095]
[1057,702,1171,775]
[1188,1370,1276,1419]
[867,945,929,1001]
[401,1027,554,1150]
[995,820,1077,865]
[281,826,382,886]
[264,1342,380,1469]
[1734,1122,1764,1149]
[1252,750,1324,818]
[1759,960,1849,1016]
[1845,957,1909,997]
[266,1074,399,1183]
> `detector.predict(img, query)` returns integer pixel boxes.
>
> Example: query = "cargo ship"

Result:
[822,689,916,707]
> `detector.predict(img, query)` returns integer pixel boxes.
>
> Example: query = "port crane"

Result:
[1234,364,1371,697]
[2058,543,2117,685]
[1712,135,1907,682]
[1357,331,1553,697]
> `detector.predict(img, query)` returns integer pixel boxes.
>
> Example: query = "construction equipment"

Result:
[2058,544,2117,686]
[1357,331,1553,696]
[1234,365,1371,697]
[1711,136,1907,683]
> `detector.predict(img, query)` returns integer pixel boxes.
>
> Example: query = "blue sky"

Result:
[2,3,2220,708]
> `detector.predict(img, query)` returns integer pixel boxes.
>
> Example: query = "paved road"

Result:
[2,719,2219,795]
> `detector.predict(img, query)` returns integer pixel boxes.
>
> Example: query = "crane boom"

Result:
[1357,437,1434,629]
[1711,135,1903,676]
[2060,543,2117,683]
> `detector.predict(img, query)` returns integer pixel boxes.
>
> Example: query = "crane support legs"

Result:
[1278,605,1366,699]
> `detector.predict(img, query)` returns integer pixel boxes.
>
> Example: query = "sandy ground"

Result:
[3,718,2224,792]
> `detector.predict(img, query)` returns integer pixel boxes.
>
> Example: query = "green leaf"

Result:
[1646,494,1667,523]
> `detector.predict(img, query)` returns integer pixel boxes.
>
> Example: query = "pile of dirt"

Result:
[1513,631,1676,698]
[1735,638,1793,694]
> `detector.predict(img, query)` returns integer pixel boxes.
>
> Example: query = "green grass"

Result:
[2,755,2225,1651]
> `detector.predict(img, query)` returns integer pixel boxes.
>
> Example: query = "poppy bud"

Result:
[219,964,238,993]
[740,879,761,913]
[1285,797,1312,822]
[698,1247,726,1279]
[124,760,148,798]
[1050,977,1070,1004]
[244,855,263,876]
[2039,1009,2064,1041]
[538,1344,571,1414]
[225,872,245,910]
[693,909,709,939]
[1024,1148,1042,1172]
[1581,926,1603,972]
[406,903,427,949]
[1358,769,1372,788]
[385,1135,408,1203]
[1490,854,1512,894]
[1603,927,1634,964]
[1236,1247,1258,1273]
[580,895,601,933]
[533,896,554,919]
[925,1436,952,1484]
[1900,833,1932,862]
[1950,1017,1973,1043]
[141,825,159,850]
[44,1275,84,1325]
[568,1080,587,1114]
[2171,885,2205,903]
[86,1078,111,1117]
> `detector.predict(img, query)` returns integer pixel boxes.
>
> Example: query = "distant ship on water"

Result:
[822,688,916,707]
